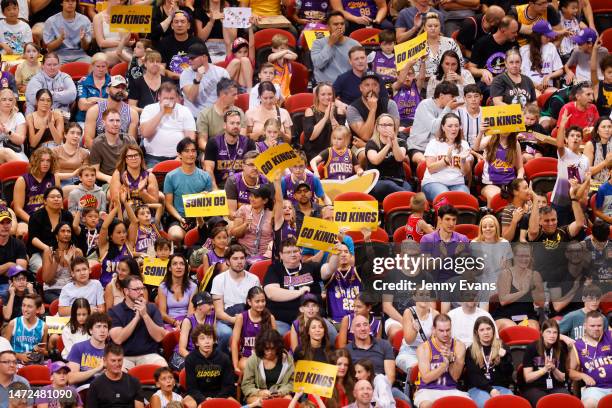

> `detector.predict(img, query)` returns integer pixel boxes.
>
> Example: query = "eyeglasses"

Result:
[0,360,17,365]
[129,287,146,292]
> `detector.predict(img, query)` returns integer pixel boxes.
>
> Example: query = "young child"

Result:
[68,166,107,213]
[58,257,104,316]
[392,58,425,128]
[0,53,18,94]
[369,29,397,96]
[290,294,322,352]
[171,292,216,371]
[520,103,547,162]
[310,126,364,180]
[457,84,483,152]
[0,0,32,56]
[116,35,151,87]
[256,118,283,153]
[231,286,275,374]
[73,207,101,264]
[282,150,332,205]
[558,0,585,63]
[199,227,228,289]
[248,63,282,109]
[404,192,433,242]
[150,366,182,408]
[60,298,90,360]
[125,204,161,258]
[2,265,34,322]
[564,27,608,83]
[98,204,133,288]
[4,294,48,365]
[35,362,83,408]
[268,34,297,100]
[226,32,255,93]
[15,42,41,94]
[595,168,612,222]
[337,294,382,347]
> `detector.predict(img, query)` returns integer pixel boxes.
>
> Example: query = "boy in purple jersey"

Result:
[569,311,612,408]
[414,314,468,408]
[392,58,425,128]
[368,30,397,97]
[66,312,111,388]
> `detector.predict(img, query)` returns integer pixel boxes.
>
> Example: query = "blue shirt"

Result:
[596,181,612,218]
[75,73,110,122]
[280,174,325,200]
[302,235,355,263]
[163,167,212,218]
[0,374,30,408]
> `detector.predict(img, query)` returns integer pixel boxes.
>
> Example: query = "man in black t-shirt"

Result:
[158,10,201,82]
[0,205,27,303]
[456,6,505,59]
[87,343,145,408]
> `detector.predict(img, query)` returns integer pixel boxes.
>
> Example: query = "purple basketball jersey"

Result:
[575,329,612,389]
[135,225,157,253]
[234,172,267,205]
[324,148,354,180]
[214,134,250,184]
[326,267,362,323]
[240,310,261,358]
[418,338,458,390]
[371,51,397,83]
[100,244,130,287]
[394,81,421,123]
[125,170,149,205]
[484,144,516,186]
[284,173,315,204]
[24,173,55,214]
[342,0,376,18]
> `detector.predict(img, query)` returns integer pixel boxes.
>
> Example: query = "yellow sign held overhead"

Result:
[254,143,303,181]
[482,104,526,135]
[46,316,70,334]
[142,257,168,286]
[333,201,379,231]
[394,32,428,71]
[296,216,339,254]
[293,360,338,398]
[110,5,153,33]
[304,30,329,49]
[183,190,230,218]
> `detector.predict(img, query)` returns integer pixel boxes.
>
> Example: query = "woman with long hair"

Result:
[41,221,83,303]
[303,82,347,161]
[492,243,545,331]
[272,175,297,260]
[500,178,536,242]
[26,88,64,151]
[193,0,234,55]
[426,50,475,99]
[127,50,168,113]
[522,319,570,406]
[13,147,60,237]
[241,329,294,404]
[60,298,91,359]
[416,13,464,79]
[245,81,292,142]
[323,349,355,408]
[0,88,27,162]
[53,123,90,192]
[491,49,537,107]
[583,116,611,185]
[158,254,197,329]
[474,130,524,207]
[104,257,146,309]
[465,316,514,408]
[98,202,132,288]
[110,144,159,206]
[421,112,472,202]
[354,359,395,407]
[519,21,563,95]
[92,0,127,66]
[365,113,412,202]
[294,316,330,363]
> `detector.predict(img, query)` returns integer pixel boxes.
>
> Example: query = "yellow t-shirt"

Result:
[244,0,281,17]
[515,4,547,47]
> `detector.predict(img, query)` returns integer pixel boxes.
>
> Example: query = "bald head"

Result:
[351,314,371,341]
[353,379,373,403]
[484,5,505,27]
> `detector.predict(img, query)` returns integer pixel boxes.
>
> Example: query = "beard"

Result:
[110,91,127,102]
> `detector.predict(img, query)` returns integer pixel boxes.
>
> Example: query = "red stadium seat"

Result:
[346,227,389,244]
[391,329,403,354]
[499,326,540,346]
[335,192,377,202]
[523,157,558,194]
[90,263,102,280]
[283,331,291,350]
[235,93,249,112]
[592,0,612,12]
[395,399,411,408]
[349,27,382,45]
[601,28,612,52]
[215,60,229,69]
[536,394,583,408]
[600,291,612,315]
[393,226,408,242]
[184,228,200,247]
[128,364,163,385]
[537,90,554,109]
[179,368,187,390]
[454,224,479,240]
[262,398,291,408]
[284,92,314,114]
[382,191,422,235]
[18,365,52,386]
[110,61,128,77]
[254,28,297,49]
[598,394,612,408]
[9,64,17,76]
[484,395,531,408]
[151,160,181,188]
[416,161,427,186]
[250,259,272,284]
[49,298,59,316]
[161,330,180,361]
[0,161,28,182]
[490,193,509,217]
[289,61,309,95]
[432,396,478,408]
[433,191,480,224]
[60,61,90,81]
[199,399,241,408]
[57,336,64,353]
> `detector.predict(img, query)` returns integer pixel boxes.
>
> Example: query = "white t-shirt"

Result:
[248,82,282,110]
[0,336,12,352]
[457,107,482,148]
[59,279,104,309]
[210,270,260,309]
[422,139,470,187]
[559,15,581,57]
[519,43,563,87]
[0,20,32,54]
[551,147,590,205]
[448,306,497,347]
[179,65,230,117]
[140,102,196,157]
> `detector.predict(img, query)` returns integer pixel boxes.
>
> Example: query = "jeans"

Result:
[216,320,233,353]
[370,179,412,202]
[0,283,8,303]
[468,387,514,408]
[144,154,175,169]
[422,182,470,202]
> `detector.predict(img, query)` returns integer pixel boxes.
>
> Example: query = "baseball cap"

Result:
[294,182,311,192]
[572,27,597,45]
[532,20,557,39]
[232,37,249,53]
[361,70,380,83]
[108,75,127,87]
[7,265,26,279]
[301,293,319,306]
[49,361,71,374]
[0,204,11,222]
[187,42,210,59]
[192,292,213,307]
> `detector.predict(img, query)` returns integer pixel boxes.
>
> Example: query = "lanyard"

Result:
[545,348,554,379]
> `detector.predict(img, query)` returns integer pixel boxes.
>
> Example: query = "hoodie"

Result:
[25,70,76,114]
[68,184,107,213]
[184,346,235,404]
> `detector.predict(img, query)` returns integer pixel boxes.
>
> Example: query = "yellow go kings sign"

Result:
[293,360,338,398]
[110,5,153,33]
[394,32,428,71]
[142,257,168,287]
[296,216,339,253]
[333,201,378,231]
[254,143,303,181]
[482,104,526,135]
[183,190,229,217]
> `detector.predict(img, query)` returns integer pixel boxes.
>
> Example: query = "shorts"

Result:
[384,317,402,336]
[413,389,469,408]
[408,149,424,162]
[351,145,366,158]
[582,386,612,404]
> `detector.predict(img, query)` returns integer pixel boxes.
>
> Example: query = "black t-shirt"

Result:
[194,7,224,40]
[158,36,201,78]
[457,15,495,53]
[365,138,407,180]
[470,35,517,75]
[108,301,164,356]
[87,373,144,408]
[0,237,27,285]
[263,262,322,324]
[30,3,62,26]
[27,209,74,255]
[381,269,436,314]
[490,73,537,106]
[528,226,574,286]
[127,75,171,109]
[522,341,567,390]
